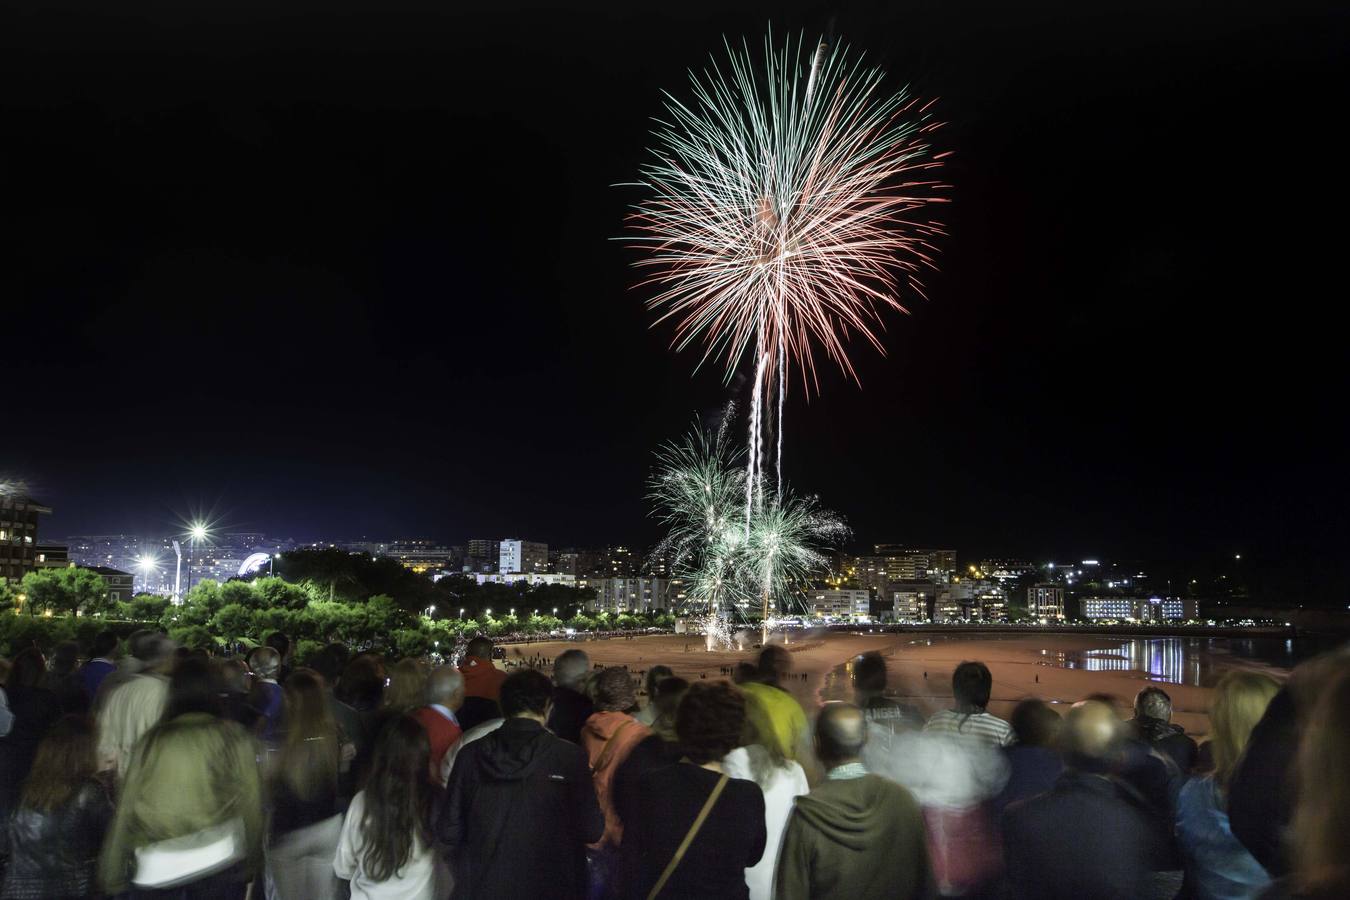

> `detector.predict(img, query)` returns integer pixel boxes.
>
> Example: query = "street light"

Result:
[459,608,466,618]
[185,522,210,594]
[136,554,160,594]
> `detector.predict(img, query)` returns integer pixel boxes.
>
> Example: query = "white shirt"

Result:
[923,708,1015,748]
[723,744,809,900]
[333,791,440,900]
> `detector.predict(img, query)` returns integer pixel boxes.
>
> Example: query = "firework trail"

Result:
[626,31,947,516]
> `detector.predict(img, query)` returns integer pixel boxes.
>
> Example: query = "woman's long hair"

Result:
[20,714,100,811]
[381,658,428,714]
[1208,670,1279,789]
[276,668,339,803]
[360,715,432,882]
[1293,664,1350,895]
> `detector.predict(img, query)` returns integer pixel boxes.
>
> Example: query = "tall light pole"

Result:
[172,540,183,605]
[185,523,209,595]
[136,554,159,595]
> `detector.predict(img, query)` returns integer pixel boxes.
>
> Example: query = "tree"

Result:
[19,567,109,616]
[127,593,171,622]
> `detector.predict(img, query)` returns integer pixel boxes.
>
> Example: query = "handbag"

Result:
[646,773,729,900]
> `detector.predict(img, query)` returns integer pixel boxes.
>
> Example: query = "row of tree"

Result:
[1,572,674,660]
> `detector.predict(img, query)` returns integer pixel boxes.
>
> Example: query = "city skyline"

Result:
[5,1,1347,604]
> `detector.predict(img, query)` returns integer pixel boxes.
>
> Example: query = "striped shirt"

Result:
[923,708,1015,748]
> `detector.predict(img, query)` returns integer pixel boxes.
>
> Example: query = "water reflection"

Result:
[1055,638,1203,686]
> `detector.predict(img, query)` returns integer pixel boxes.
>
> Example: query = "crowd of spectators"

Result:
[0,627,1346,900]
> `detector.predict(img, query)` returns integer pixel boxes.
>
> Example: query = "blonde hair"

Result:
[1208,670,1279,789]
[383,658,429,714]
[277,669,339,803]
[1293,664,1350,894]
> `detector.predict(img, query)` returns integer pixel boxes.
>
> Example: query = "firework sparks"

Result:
[626,32,947,503]
[650,413,849,646]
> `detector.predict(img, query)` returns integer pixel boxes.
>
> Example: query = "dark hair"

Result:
[853,652,888,694]
[1010,698,1062,747]
[338,654,385,711]
[20,714,100,811]
[500,669,552,717]
[593,667,637,712]
[676,682,746,764]
[757,646,792,685]
[310,643,350,684]
[952,661,993,710]
[731,662,758,684]
[50,641,80,676]
[7,647,46,688]
[90,630,120,659]
[164,656,220,720]
[360,716,433,883]
[1134,686,1172,721]
[644,664,674,696]
[465,636,494,660]
[265,631,291,659]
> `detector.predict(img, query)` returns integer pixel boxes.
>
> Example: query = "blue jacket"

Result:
[1176,775,1271,900]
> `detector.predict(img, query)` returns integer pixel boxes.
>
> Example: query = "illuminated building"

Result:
[85,565,135,603]
[873,545,957,581]
[1081,596,1198,622]
[0,495,52,583]
[807,588,871,619]
[1028,583,1065,620]
[499,539,548,574]
[587,576,683,613]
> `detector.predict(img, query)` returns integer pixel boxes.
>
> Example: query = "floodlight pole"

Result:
[172,540,183,605]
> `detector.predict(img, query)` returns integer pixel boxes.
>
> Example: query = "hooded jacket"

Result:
[438,717,603,900]
[775,773,933,900]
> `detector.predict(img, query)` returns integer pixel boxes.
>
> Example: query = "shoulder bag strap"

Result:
[591,719,635,775]
[646,772,729,900]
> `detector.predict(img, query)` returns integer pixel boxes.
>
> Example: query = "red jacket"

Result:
[412,705,463,782]
[459,656,507,701]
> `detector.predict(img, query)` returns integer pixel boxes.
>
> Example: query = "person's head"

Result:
[338,654,385,711]
[361,715,434,883]
[644,664,674,697]
[135,633,177,673]
[816,701,868,769]
[19,714,99,811]
[1208,671,1280,788]
[8,647,46,688]
[248,645,281,681]
[90,630,120,660]
[1061,699,1126,773]
[310,643,349,687]
[124,629,156,661]
[1010,698,1063,748]
[731,662,758,684]
[853,652,888,697]
[952,661,993,711]
[1292,662,1350,896]
[465,636,494,661]
[652,676,690,740]
[165,655,220,720]
[383,658,429,713]
[1134,686,1173,723]
[50,640,80,676]
[500,669,553,721]
[218,657,250,694]
[553,649,590,690]
[265,630,291,663]
[676,681,746,764]
[425,665,465,711]
[279,668,339,801]
[593,667,637,713]
[757,645,792,686]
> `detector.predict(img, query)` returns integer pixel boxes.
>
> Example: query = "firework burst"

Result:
[626,32,947,505]
[650,413,849,646]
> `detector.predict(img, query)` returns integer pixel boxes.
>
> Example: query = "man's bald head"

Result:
[1063,699,1124,772]
[426,665,465,709]
[815,701,868,768]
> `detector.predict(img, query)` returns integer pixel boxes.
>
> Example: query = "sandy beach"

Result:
[503,630,1294,738]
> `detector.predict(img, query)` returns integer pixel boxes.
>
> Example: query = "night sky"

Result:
[4,1,1347,589]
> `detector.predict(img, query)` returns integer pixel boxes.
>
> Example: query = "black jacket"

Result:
[1,777,114,899]
[1002,770,1170,900]
[1228,686,1297,876]
[438,717,603,900]
[546,686,594,745]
